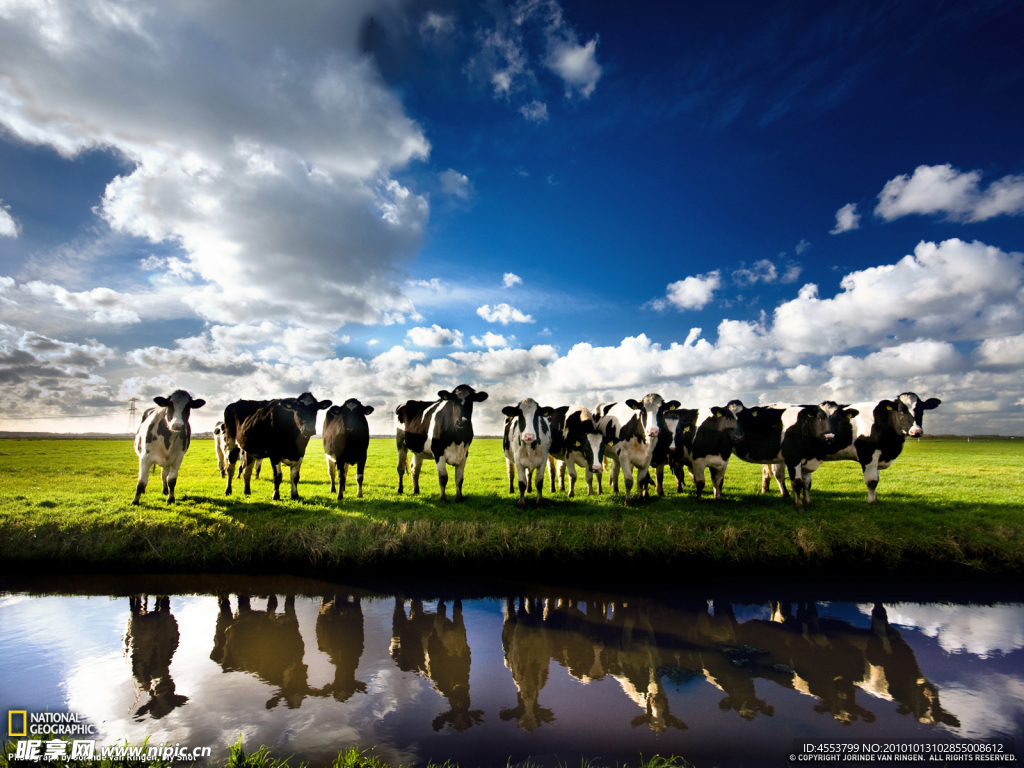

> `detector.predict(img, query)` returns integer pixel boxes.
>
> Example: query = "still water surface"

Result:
[1,576,1022,767]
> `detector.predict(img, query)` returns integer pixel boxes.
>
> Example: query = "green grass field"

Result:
[1,435,1023,580]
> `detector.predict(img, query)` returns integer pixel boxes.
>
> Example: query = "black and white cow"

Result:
[322,398,374,501]
[132,390,206,505]
[821,392,941,504]
[395,384,489,502]
[222,392,332,501]
[728,400,858,509]
[546,405,606,497]
[502,398,556,508]
[595,394,680,505]
[660,406,739,500]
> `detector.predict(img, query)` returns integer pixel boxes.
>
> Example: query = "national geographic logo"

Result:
[8,711,27,737]
[7,710,97,737]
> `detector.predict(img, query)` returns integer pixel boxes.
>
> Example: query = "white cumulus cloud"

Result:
[875,164,1024,223]
[649,271,722,311]
[477,302,534,324]
[830,202,860,234]
[405,324,465,348]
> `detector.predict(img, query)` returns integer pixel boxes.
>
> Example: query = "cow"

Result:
[222,392,332,501]
[728,400,858,509]
[132,390,206,505]
[502,398,556,508]
[594,394,680,505]
[821,392,941,504]
[395,384,489,502]
[215,421,260,479]
[546,406,606,497]
[322,398,374,501]
[656,406,738,500]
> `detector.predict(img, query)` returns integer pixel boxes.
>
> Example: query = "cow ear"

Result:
[501,406,521,417]
[362,405,375,415]
[318,400,332,410]
[396,404,407,421]
[539,406,555,417]
[923,398,941,409]
[438,390,452,400]
[154,396,170,407]
[666,400,680,410]
[554,405,570,417]
[191,399,206,409]
[625,399,641,410]
[845,409,859,418]
[474,391,489,402]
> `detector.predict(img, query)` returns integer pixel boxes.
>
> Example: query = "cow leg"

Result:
[862,452,882,504]
[454,459,467,503]
[289,460,302,500]
[164,456,183,504]
[506,458,515,494]
[788,464,807,510]
[225,446,239,496]
[763,463,789,497]
[567,462,579,498]
[709,462,727,501]
[270,461,284,501]
[547,456,557,492]
[515,462,528,508]
[242,456,255,495]
[655,465,665,496]
[607,455,621,494]
[335,462,347,501]
[436,457,449,502]
[535,461,546,505]
[396,446,407,494]
[691,461,706,499]
[621,461,635,505]
[410,453,424,495]
[356,459,366,499]
[132,454,154,505]
[327,456,337,494]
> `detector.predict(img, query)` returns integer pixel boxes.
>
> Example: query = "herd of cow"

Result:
[130,385,941,509]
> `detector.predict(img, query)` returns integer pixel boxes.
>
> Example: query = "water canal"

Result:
[1,575,1022,767]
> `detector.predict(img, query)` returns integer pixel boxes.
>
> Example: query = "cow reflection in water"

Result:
[211,595,311,708]
[316,594,366,702]
[501,597,687,732]
[123,595,188,719]
[210,594,367,709]
[499,596,957,732]
[735,602,960,728]
[391,598,482,731]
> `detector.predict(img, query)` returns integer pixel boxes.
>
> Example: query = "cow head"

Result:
[153,390,205,431]
[815,401,859,447]
[501,398,554,446]
[897,392,941,437]
[624,393,680,441]
[439,384,488,429]
[798,402,858,447]
[285,392,332,437]
[326,398,374,429]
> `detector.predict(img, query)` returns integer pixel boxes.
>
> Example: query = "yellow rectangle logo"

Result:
[8,710,28,737]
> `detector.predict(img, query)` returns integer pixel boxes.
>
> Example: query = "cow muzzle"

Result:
[522,432,537,443]
[909,426,923,437]
[646,426,659,438]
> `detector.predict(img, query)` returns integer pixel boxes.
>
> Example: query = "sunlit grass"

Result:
[1,436,1023,578]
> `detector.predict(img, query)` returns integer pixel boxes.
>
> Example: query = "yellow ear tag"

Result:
[752,410,758,417]
[887,405,893,411]
[685,426,691,432]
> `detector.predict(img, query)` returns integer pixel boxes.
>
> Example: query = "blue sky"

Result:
[1,0,1023,435]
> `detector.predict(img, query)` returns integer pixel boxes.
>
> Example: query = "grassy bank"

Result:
[1,436,1023,581]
